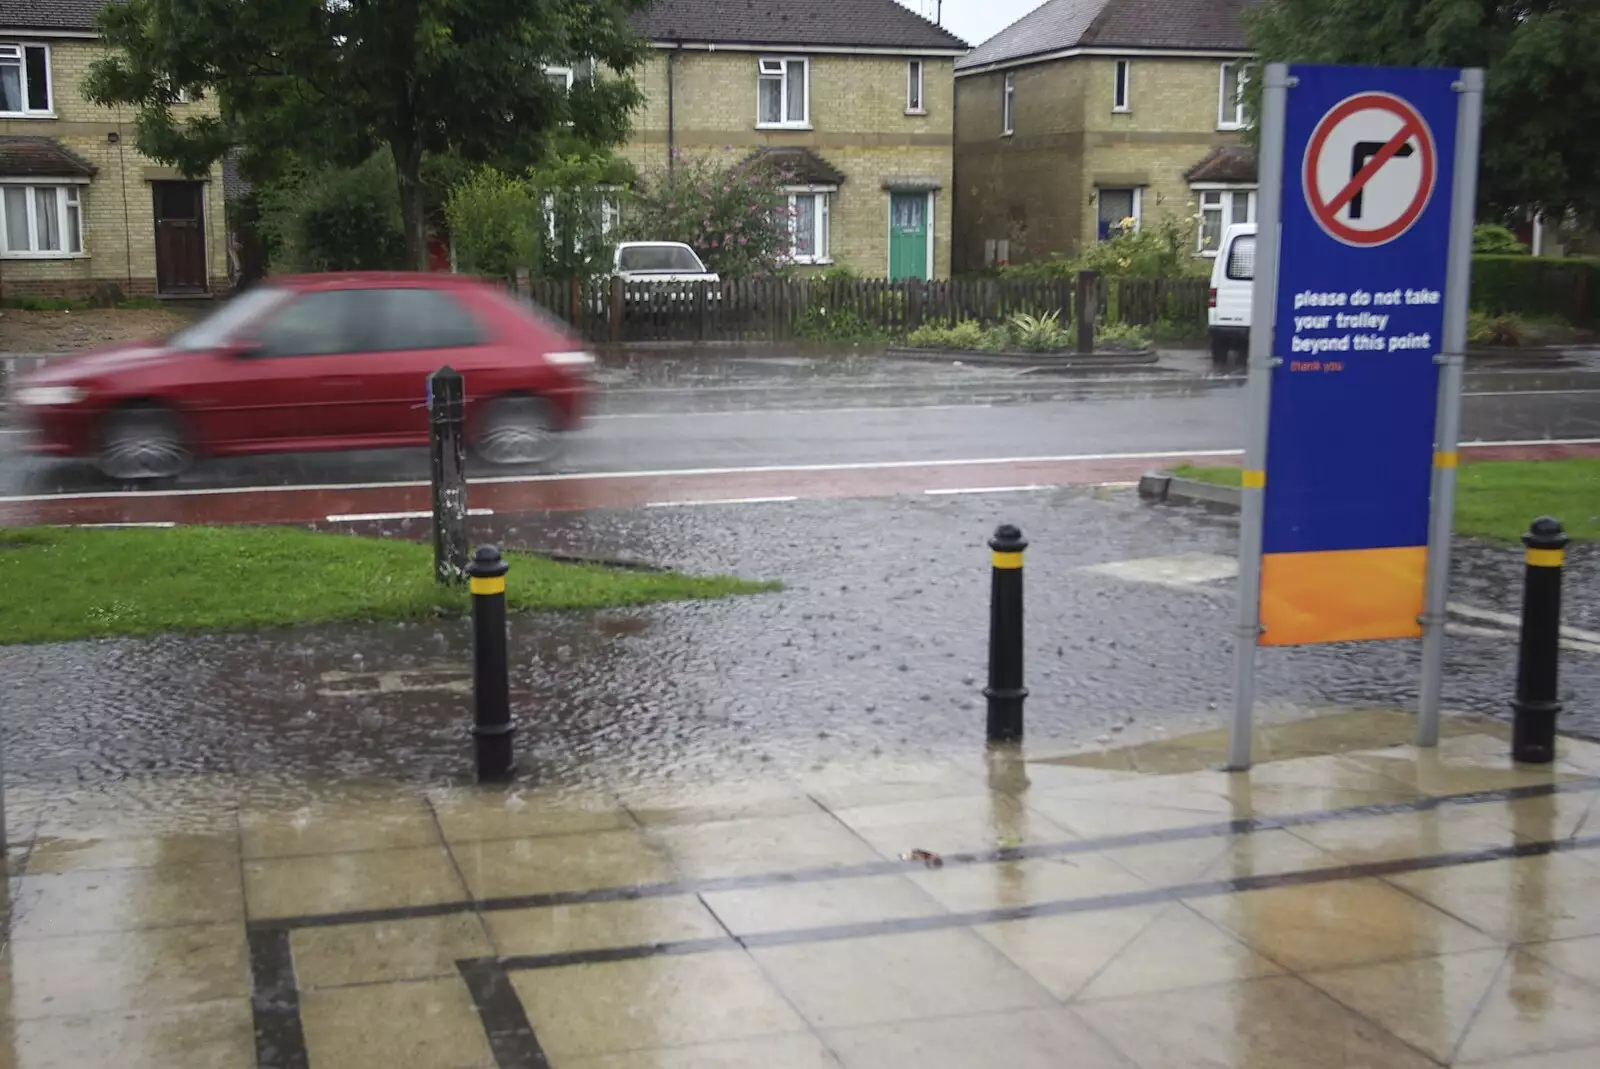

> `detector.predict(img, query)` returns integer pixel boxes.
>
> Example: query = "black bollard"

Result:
[1512,516,1569,764]
[467,545,514,781]
[985,524,1028,743]
[428,366,469,585]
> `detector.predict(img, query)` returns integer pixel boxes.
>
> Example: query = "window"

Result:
[1113,60,1130,112]
[1,184,83,256]
[1096,187,1140,241]
[757,57,808,127]
[544,66,574,91]
[366,289,484,352]
[254,291,362,357]
[1002,72,1015,134]
[786,190,831,263]
[597,194,621,238]
[171,286,291,351]
[1196,187,1256,254]
[906,60,924,113]
[1225,234,1255,281]
[1219,61,1251,129]
[617,244,707,272]
[0,43,50,115]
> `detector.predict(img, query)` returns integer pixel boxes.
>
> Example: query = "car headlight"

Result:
[545,351,595,368]
[15,385,87,406]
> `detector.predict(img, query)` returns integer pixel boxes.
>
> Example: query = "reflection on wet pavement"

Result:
[2,716,1600,1068]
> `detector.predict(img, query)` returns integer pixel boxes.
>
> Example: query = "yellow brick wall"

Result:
[953,55,1247,270]
[1,38,229,299]
[621,49,956,277]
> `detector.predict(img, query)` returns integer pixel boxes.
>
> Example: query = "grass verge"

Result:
[1171,459,1600,543]
[0,525,777,645]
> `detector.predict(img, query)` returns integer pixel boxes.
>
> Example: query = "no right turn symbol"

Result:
[1303,92,1437,247]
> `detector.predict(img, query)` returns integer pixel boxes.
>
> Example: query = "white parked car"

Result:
[1208,222,1254,364]
[611,242,722,305]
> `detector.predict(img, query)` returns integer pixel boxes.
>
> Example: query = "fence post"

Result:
[427,366,468,585]
[610,277,623,343]
[1075,270,1099,354]
[696,279,708,341]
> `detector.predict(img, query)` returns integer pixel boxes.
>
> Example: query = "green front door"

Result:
[888,193,929,280]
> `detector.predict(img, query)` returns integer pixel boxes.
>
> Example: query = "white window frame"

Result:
[1218,61,1250,130]
[757,56,810,129]
[1096,186,1142,241]
[1112,59,1130,113]
[1002,72,1015,135]
[1193,184,1257,255]
[785,185,833,265]
[0,180,87,258]
[0,41,53,117]
[544,65,574,91]
[906,59,925,114]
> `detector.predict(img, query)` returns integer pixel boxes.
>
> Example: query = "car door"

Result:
[350,287,492,445]
[186,288,369,450]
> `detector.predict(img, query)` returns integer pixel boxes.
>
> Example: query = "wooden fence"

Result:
[521,276,1210,344]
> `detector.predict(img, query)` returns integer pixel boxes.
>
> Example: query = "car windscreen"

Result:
[169,286,292,350]
[1225,236,1255,281]
[617,246,705,273]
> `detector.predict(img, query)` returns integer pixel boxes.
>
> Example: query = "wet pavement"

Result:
[4,710,1600,1068]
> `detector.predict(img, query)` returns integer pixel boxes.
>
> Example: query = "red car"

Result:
[14,272,593,479]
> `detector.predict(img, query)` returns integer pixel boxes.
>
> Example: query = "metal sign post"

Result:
[1418,68,1486,746]
[1228,62,1291,772]
[1229,64,1482,770]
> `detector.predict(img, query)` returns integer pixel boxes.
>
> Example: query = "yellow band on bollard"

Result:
[992,551,1024,570]
[1526,548,1565,568]
[470,576,507,596]
[1434,451,1459,469]
[1241,469,1266,489]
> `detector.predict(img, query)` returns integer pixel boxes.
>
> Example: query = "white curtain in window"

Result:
[758,67,782,124]
[785,60,805,122]
[0,61,21,112]
[3,187,27,251]
[792,195,816,258]
[34,187,60,251]
[66,189,81,253]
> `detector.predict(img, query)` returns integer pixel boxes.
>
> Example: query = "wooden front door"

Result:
[152,181,208,294]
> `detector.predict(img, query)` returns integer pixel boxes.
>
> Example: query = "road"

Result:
[1,350,1599,524]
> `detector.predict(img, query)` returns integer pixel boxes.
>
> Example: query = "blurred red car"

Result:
[14,272,593,479]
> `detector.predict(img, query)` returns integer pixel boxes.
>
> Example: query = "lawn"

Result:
[1172,459,1600,543]
[0,525,777,645]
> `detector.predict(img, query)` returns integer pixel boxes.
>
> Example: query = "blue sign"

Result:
[1260,65,1460,645]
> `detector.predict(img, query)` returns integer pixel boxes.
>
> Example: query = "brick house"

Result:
[1,0,228,301]
[621,0,967,279]
[952,0,1255,271]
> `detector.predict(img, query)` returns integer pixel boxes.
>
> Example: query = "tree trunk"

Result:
[392,137,428,271]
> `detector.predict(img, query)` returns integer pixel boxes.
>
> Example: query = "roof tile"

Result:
[1,1,114,32]
[1184,144,1257,183]
[958,0,1252,72]
[0,136,98,178]
[634,0,967,50]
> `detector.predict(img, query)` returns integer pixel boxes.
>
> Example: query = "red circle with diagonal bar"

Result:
[1303,91,1436,247]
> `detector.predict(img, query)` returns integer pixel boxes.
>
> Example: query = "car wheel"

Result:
[97,403,193,481]
[473,396,558,466]
[1210,333,1231,365]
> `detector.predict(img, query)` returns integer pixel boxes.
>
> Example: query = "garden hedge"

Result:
[1471,255,1599,326]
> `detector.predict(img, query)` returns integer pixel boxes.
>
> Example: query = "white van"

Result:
[1208,222,1254,364]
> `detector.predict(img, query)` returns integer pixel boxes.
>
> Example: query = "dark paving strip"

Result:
[459,832,1600,1069]
[247,927,310,1069]
[456,958,551,1069]
[244,775,1600,935]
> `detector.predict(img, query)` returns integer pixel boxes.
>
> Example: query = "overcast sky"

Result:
[897,0,1051,50]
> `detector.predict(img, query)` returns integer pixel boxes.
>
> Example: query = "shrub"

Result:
[793,305,884,344]
[445,157,624,282]
[1473,224,1528,255]
[1000,215,1202,281]
[256,154,407,272]
[623,150,794,278]
[1468,311,1526,347]
[444,167,539,282]
[1471,255,1600,324]
[906,319,986,349]
[1095,320,1152,348]
[1007,311,1070,351]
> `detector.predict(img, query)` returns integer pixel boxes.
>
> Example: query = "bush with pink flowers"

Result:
[622,149,795,278]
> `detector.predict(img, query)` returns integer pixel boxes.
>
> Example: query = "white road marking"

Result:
[325,508,494,523]
[1449,602,1600,645]
[1447,620,1600,656]
[1081,553,1240,589]
[591,403,994,421]
[924,485,1050,496]
[69,521,177,529]
[643,496,798,508]
[1459,437,1600,447]
[1465,390,1600,398]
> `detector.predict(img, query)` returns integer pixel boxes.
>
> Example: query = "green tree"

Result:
[445,155,631,281]
[1244,0,1600,222]
[255,153,407,272]
[84,0,648,270]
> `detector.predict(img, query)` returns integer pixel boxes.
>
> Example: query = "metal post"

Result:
[428,366,468,585]
[1074,271,1098,355]
[1511,517,1568,764]
[985,524,1028,743]
[467,545,515,780]
[1418,67,1486,747]
[1228,63,1290,771]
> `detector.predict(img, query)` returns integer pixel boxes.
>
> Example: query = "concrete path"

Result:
[4,708,1600,1068]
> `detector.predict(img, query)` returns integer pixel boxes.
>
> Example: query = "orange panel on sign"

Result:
[1259,546,1427,646]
